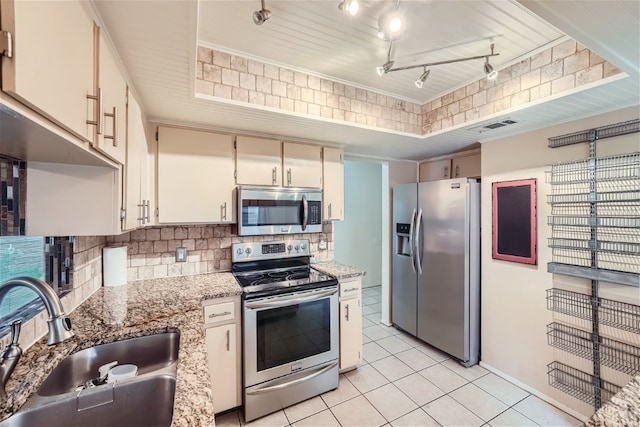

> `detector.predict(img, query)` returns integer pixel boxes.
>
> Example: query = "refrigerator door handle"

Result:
[415,208,423,275]
[408,208,417,273]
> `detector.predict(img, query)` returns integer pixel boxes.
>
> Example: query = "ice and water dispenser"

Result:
[396,223,411,256]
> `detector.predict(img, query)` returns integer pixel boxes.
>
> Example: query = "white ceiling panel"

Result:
[92,0,640,161]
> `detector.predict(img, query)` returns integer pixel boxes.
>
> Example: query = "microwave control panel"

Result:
[308,201,322,224]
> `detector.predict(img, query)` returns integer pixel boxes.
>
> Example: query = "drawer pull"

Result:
[343,287,359,293]
[208,311,232,319]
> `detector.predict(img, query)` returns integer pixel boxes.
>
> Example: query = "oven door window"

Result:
[242,200,302,227]
[256,298,331,372]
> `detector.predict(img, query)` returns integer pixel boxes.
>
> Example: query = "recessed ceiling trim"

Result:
[197,41,425,104]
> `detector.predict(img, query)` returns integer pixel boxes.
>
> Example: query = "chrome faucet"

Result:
[0,277,74,403]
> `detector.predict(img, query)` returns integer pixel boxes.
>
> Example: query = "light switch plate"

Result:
[176,247,187,262]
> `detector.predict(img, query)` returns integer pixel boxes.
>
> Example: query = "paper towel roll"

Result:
[103,246,128,287]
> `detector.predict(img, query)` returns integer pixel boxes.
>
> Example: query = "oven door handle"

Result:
[244,288,337,309]
[245,361,338,395]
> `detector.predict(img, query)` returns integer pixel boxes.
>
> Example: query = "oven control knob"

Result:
[245,248,252,255]
[294,244,300,251]
[300,243,307,250]
[287,245,292,252]
[236,248,244,255]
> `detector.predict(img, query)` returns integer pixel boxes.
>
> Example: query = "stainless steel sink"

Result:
[1,332,180,427]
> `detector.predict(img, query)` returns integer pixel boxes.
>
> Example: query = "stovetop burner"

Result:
[231,239,338,298]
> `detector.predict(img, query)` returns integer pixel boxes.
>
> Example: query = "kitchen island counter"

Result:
[585,374,640,427]
[0,272,242,426]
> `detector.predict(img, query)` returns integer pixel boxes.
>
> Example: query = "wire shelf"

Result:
[547,362,621,405]
[547,323,640,375]
[548,238,640,256]
[548,119,640,148]
[547,190,640,204]
[546,289,640,333]
[546,153,640,184]
[547,216,640,229]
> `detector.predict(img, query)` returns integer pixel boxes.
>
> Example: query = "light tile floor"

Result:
[217,286,583,427]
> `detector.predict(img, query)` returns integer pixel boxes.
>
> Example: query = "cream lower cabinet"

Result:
[1,0,94,142]
[283,142,322,188]
[235,136,282,186]
[157,126,234,223]
[203,297,241,414]
[322,147,344,221]
[339,277,362,372]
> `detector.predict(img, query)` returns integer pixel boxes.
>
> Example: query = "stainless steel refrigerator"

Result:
[392,178,480,366]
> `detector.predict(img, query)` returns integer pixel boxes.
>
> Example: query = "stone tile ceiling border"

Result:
[195,40,622,138]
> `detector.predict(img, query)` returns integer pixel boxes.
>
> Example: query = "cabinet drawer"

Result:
[204,301,235,324]
[340,279,362,298]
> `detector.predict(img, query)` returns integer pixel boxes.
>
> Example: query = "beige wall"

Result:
[480,106,639,418]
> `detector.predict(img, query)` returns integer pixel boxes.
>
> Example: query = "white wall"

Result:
[335,160,383,288]
[480,106,640,419]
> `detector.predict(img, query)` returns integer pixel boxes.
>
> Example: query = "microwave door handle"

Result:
[301,194,308,231]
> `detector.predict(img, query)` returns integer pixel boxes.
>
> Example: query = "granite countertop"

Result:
[584,374,640,426]
[313,260,367,279]
[0,272,242,426]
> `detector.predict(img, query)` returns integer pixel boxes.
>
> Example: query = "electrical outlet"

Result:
[175,247,187,262]
[318,239,327,251]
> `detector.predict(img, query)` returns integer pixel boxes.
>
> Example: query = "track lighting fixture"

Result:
[377,43,500,88]
[414,67,430,88]
[338,0,359,16]
[377,1,406,41]
[484,44,498,80]
[376,61,395,76]
[253,0,271,25]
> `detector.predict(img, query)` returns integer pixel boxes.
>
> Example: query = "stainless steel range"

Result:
[232,239,339,422]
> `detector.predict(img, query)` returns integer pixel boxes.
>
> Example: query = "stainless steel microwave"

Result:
[237,186,322,236]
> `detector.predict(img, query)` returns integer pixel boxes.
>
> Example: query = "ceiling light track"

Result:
[378,43,500,88]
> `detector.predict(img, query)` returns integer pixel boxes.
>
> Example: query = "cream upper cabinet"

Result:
[419,158,451,182]
[1,0,94,142]
[451,152,481,178]
[157,126,234,224]
[122,89,151,231]
[235,136,282,186]
[91,26,127,164]
[322,147,344,221]
[283,142,322,188]
[26,162,122,236]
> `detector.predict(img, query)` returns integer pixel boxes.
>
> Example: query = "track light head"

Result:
[338,0,359,16]
[377,5,407,41]
[253,0,271,25]
[414,68,430,88]
[376,61,394,76]
[484,58,498,80]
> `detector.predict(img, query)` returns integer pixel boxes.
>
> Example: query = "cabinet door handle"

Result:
[287,168,292,186]
[455,165,459,177]
[328,203,332,219]
[345,303,349,321]
[444,165,449,178]
[272,167,277,185]
[221,202,227,221]
[86,87,103,135]
[137,201,145,222]
[103,106,118,147]
[226,329,230,351]
[145,200,151,223]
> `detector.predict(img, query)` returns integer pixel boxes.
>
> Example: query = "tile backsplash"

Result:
[107,223,334,282]
[0,156,26,236]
